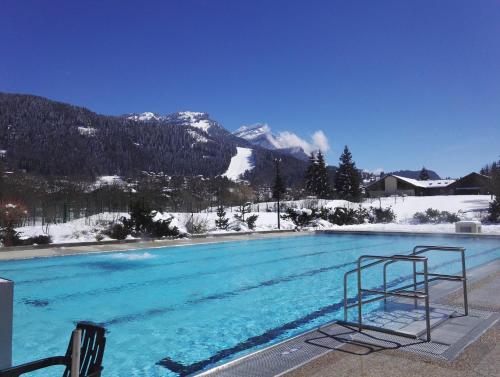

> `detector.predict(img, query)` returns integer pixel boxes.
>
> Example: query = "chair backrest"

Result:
[62,322,106,377]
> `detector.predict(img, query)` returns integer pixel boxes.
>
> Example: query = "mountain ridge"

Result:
[0,92,307,185]
[234,123,309,161]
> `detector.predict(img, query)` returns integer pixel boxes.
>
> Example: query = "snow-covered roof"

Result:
[366,174,456,189]
[392,175,455,188]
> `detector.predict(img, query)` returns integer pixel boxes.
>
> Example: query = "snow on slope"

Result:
[222,147,254,180]
[234,124,281,150]
[177,111,212,132]
[127,112,161,121]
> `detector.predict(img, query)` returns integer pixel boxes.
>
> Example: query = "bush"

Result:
[370,206,396,223]
[246,214,259,230]
[122,200,181,238]
[184,215,207,234]
[319,206,369,226]
[0,226,23,247]
[488,198,500,222]
[327,207,362,225]
[122,200,154,234]
[413,208,460,224]
[152,218,180,237]
[281,208,316,228]
[25,235,52,245]
[104,223,130,240]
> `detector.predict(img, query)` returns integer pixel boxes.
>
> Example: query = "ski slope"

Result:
[222,147,254,180]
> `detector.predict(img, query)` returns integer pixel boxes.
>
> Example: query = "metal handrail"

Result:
[341,245,468,342]
[342,254,431,340]
[382,245,467,315]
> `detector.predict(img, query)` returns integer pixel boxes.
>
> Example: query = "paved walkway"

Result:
[285,260,500,377]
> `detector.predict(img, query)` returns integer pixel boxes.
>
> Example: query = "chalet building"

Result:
[366,173,491,197]
[447,172,491,195]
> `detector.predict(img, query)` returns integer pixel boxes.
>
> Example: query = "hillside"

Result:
[0,93,307,185]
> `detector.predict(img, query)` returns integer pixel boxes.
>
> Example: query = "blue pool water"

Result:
[1,233,499,376]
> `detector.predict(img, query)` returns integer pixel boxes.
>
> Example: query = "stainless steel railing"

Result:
[383,246,467,315]
[341,245,468,342]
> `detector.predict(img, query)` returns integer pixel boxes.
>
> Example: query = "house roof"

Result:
[447,172,490,188]
[391,175,455,188]
[366,174,455,189]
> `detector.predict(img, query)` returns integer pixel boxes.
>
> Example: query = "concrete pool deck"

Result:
[200,259,500,377]
[1,228,498,261]
[0,230,304,261]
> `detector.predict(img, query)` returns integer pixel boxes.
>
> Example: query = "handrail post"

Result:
[383,263,387,307]
[461,249,468,315]
[343,272,348,321]
[423,260,431,341]
[412,247,418,308]
[357,257,363,332]
[412,261,418,308]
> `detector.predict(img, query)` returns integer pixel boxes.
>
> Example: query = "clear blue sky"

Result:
[1,0,499,178]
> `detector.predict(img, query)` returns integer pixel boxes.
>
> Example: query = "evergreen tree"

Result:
[334,146,362,201]
[419,167,430,180]
[305,152,318,196]
[215,205,229,230]
[0,160,4,200]
[234,202,251,222]
[315,151,331,198]
[491,161,500,197]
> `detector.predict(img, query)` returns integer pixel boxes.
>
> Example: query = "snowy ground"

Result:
[12,195,500,245]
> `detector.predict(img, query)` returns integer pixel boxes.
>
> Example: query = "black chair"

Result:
[0,322,106,377]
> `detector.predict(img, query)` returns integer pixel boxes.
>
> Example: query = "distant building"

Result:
[366,173,491,197]
[447,172,491,195]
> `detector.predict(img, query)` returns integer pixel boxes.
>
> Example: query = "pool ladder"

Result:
[338,245,468,341]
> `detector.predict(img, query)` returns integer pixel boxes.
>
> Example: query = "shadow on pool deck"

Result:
[199,259,500,377]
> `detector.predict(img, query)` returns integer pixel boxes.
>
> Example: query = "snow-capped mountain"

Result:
[127,111,219,132]
[234,124,280,149]
[234,124,309,161]
[126,112,161,122]
[0,93,309,185]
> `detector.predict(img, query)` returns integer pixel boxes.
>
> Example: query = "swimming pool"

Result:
[1,233,499,376]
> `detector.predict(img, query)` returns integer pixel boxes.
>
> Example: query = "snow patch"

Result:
[77,127,97,137]
[187,129,209,143]
[222,147,254,180]
[178,112,211,132]
[127,112,161,122]
[95,175,125,188]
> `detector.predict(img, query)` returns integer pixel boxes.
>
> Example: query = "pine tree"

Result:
[491,161,500,197]
[305,152,318,196]
[315,151,331,198]
[215,205,229,230]
[0,160,4,200]
[234,202,251,222]
[334,146,362,201]
[419,167,430,180]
